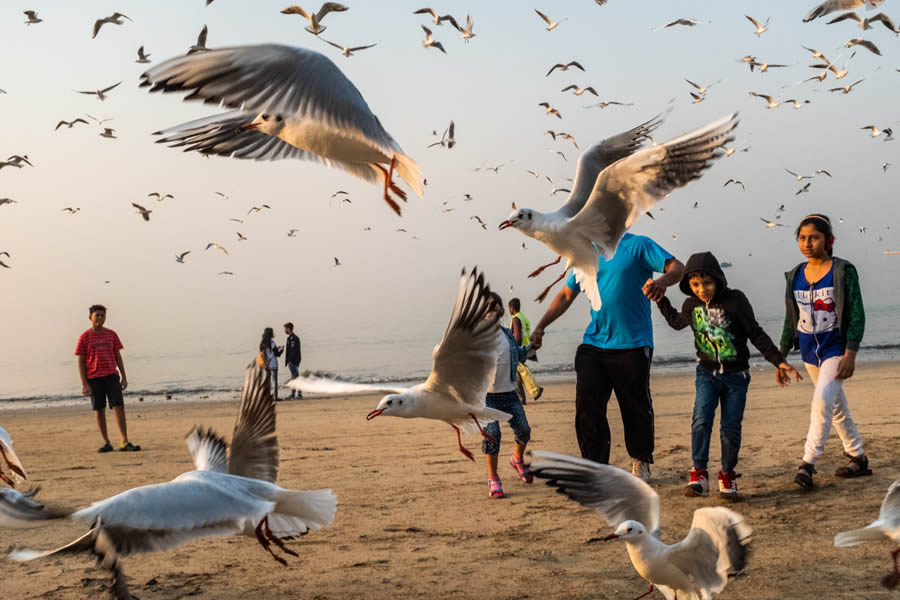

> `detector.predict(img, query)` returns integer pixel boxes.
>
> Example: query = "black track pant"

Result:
[574,344,654,464]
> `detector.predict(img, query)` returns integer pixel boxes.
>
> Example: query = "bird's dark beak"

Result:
[241,122,260,131]
[602,534,619,541]
[498,220,515,231]
[366,408,384,421]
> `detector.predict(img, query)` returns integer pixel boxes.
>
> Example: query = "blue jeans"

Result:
[692,365,750,473]
[482,391,531,455]
[287,363,301,398]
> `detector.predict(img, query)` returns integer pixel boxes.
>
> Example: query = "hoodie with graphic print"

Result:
[656,251,785,373]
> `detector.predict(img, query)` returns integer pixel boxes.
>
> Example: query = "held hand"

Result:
[642,278,666,302]
[120,376,128,391]
[531,327,544,349]
[81,383,91,396]
[776,362,802,387]
[835,352,856,380]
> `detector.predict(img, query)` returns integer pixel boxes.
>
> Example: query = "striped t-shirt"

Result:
[75,328,123,379]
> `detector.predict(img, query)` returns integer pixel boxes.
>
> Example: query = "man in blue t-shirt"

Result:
[531,233,684,482]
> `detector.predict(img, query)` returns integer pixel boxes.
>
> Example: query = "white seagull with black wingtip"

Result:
[289,268,512,461]
[498,113,738,310]
[531,451,752,600]
[140,44,423,216]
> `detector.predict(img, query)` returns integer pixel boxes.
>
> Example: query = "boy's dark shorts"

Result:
[88,373,124,411]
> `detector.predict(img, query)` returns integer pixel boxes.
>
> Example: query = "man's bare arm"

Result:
[114,350,128,390]
[531,286,579,348]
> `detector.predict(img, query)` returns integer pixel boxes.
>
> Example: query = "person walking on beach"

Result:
[484,292,535,499]
[259,327,284,401]
[75,304,140,453]
[284,322,302,400]
[655,251,801,499]
[530,233,684,482]
[780,214,871,490]
[508,298,543,404]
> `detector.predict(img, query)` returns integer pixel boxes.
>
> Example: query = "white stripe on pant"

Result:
[802,355,864,465]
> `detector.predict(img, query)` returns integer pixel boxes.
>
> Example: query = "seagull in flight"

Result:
[748,92,780,108]
[829,78,865,93]
[428,121,456,149]
[470,216,487,230]
[55,118,89,130]
[23,10,42,25]
[862,125,893,140]
[746,15,771,35]
[61,207,80,214]
[460,14,476,41]
[281,3,349,35]
[538,102,562,118]
[827,11,897,31]
[86,114,113,126]
[585,100,633,109]
[290,268,513,461]
[333,256,342,267]
[287,229,299,237]
[546,61,585,76]
[175,251,191,263]
[322,39,376,57]
[561,85,598,97]
[205,243,229,255]
[413,8,461,29]
[421,25,447,53]
[148,192,174,201]
[846,38,882,55]
[685,79,719,95]
[237,232,248,241]
[499,112,738,310]
[135,45,151,63]
[92,12,131,39]
[535,9,566,31]
[761,217,784,227]
[131,203,151,222]
[187,24,209,54]
[0,198,17,206]
[75,81,122,101]
[785,99,811,109]
[99,128,117,139]
[748,60,789,73]
[835,479,900,590]
[141,44,424,216]
[796,182,812,195]
[724,179,745,190]
[652,18,708,31]
[531,452,751,600]
[2,365,337,594]
[804,0,886,22]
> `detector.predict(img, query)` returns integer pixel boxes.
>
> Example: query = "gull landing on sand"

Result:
[0,425,27,487]
[290,268,512,461]
[2,365,337,597]
[531,451,751,600]
[499,112,738,310]
[834,479,900,590]
[142,44,424,216]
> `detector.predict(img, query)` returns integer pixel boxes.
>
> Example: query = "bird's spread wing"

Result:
[569,113,737,258]
[0,425,27,481]
[140,44,404,157]
[228,365,279,484]
[185,427,228,473]
[71,474,274,538]
[880,479,900,524]
[317,2,349,19]
[287,374,409,396]
[423,267,500,408]
[557,114,665,219]
[804,0,875,21]
[530,451,661,534]
[665,507,752,596]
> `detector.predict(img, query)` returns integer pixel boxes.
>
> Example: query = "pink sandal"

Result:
[489,477,504,498]
[509,454,534,484]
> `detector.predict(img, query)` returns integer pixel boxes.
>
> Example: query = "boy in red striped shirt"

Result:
[75,304,140,452]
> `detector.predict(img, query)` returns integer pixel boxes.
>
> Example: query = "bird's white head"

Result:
[366,393,415,420]
[242,112,286,136]
[498,208,538,235]
[604,520,647,542]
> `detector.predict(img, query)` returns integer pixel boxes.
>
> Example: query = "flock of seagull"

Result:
[2,1,900,596]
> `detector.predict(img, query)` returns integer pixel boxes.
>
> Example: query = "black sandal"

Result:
[835,453,872,478]
[794,462,816,490]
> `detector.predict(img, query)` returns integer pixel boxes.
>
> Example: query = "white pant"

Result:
[802,356,864,465]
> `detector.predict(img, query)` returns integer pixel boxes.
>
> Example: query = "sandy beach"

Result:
[2,360,899,599]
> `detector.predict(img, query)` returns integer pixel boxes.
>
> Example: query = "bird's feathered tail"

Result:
[834,524,887,547]
[573,264,602,311]
[393,152,425,199]
[457,407,512,433]
[269,489,337,537]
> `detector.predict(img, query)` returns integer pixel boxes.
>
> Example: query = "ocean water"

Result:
[2,304,898,409]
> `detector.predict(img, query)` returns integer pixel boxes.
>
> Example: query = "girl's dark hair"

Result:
[795,213,834,257]
[260,327,274,352]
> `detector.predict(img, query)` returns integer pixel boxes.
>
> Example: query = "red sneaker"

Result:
[718,470,741,500]
[684,468,709,497]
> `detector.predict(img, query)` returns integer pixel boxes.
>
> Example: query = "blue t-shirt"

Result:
[565,233,673,349]
[793,262,844,365]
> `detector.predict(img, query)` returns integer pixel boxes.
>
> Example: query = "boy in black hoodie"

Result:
[656,251,801,499]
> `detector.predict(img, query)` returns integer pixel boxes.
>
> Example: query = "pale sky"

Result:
[2,1,899,399]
